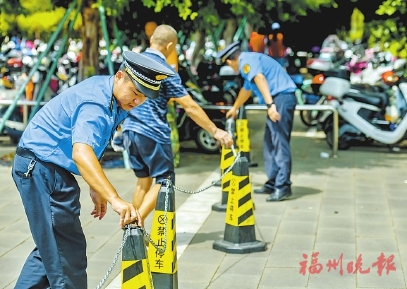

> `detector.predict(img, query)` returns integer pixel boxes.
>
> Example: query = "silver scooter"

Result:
[320,72,407,150]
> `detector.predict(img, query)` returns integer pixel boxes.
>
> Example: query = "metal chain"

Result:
[95,147,239,288]
[173,148,241,195]
[95,226,131,289]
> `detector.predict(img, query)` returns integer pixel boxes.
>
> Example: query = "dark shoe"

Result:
[266,187,292,202]
[254,186,274,194]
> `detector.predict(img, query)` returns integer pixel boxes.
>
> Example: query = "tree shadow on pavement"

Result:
[188,230,224,246]
[290,186,322,200]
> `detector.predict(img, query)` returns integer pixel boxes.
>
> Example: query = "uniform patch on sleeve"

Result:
[242,64,250,74]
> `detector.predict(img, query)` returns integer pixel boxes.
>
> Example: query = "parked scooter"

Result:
[320,70,407,150]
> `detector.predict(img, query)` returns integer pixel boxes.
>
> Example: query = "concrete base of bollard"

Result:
[211,202,227,212]
[213,239,267,254]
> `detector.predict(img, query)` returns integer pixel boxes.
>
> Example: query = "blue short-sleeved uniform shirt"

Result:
[239,52,297,104]
[121,48,188,144]
[19,76,128,175]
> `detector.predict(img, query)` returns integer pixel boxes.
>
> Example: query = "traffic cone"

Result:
[213,156,267,253]
[212,145,235,212]
[148,182,178,288]
[121,226,154,288]
[237,106,258,167]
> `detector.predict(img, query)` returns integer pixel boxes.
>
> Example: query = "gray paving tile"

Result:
[356,211,392,224]
[179,281,209,289]
[388,198,407,210]
[267,249,312,268]
[315,228,356,244]
[213,256,267,278]
[355,194,388,204]
[355,182,384,195]
[357,238,398,254]
[257,225,278,244]
[394,228,407,243]
[284,202,320,212]
[208,273,260,289]
[313,243,356,258]
[259,287,307,289]
[356,203,391,214]
[356,252,404,288]
[356,222,395,238]
[179,262,219,283]
[259,267,308,288]
[317,216,355,229]
[88,245,122,289]
[282,210,319,223]
[307,269,356,289]
[178,247,225,264]
[322,189,355,197]
[322,197,355,207]
[255,214,283,227]
[319,204,354,216]
[391,208,407,219]
[271,235,315,252]
[277,221,317,236]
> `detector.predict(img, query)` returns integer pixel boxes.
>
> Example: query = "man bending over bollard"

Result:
[218,41,297,202]
[11,51,174,289]
[116,24,234,224]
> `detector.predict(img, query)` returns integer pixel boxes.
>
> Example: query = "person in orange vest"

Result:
[265,23,287,68]
[248,31,266,53]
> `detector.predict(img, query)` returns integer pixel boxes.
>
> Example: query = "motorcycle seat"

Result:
[343,89,388,109]
[350,83,386,93]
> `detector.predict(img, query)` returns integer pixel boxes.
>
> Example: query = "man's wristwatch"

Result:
[266,102,275,108]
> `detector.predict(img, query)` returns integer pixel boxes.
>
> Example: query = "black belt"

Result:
[16,147,39,160]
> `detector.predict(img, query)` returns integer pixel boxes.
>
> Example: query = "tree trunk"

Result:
[191,29,205,68]
[78,0,99,82]
[223,18,237,46]
[241,22,253,51]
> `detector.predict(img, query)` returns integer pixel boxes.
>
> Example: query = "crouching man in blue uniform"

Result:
[218,42,297,201]
[11,51,174,289]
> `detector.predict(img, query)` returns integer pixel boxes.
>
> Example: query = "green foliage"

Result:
[367,18,407,58]
[366,0,407,58]
[0,0,82,40]
[376,0,406,15]
[134,0,336,33]
[349,7,364,42]
[0,13,16,37]
[19,0,53,13]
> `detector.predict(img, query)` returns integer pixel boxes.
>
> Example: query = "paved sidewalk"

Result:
[1,111,407,289]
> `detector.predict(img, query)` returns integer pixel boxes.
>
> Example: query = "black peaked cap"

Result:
[122,51,175,99]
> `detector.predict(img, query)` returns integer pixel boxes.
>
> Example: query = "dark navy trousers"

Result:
[12,152,87,289]
[263,92,297,190]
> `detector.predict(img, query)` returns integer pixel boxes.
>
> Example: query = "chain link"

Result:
[173,148,240,195]
[96,147,240,288]
[95,226,131,289]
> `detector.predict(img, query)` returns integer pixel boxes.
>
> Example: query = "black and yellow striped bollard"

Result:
[212,144,235,212]
[121,226,154,288]
[148,182,178,288]
[213,156,266,253]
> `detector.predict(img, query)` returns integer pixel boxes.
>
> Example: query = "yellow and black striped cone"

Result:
[213,156,266,253]
[148,182,178,288]
[237,106,258,167]
[121,226,154,288]
[212,145,235,212]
